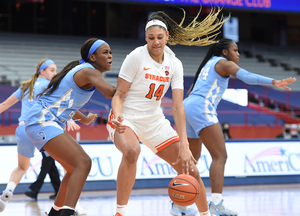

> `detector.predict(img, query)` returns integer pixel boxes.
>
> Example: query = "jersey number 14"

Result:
[145,83,165,100]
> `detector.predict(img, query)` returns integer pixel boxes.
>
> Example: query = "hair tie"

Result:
[38,59,55,74]
[79,59,86,65]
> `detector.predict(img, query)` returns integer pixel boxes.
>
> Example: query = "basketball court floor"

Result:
[1,183,299,216]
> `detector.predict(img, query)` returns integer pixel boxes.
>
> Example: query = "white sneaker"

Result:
[209,200,238,216]
[170,202,198,216]
[76,202,87,215]
[1,189,13,202]
[0,189,13,212]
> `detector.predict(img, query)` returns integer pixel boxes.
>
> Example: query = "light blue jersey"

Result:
[12,77,50,157]
[13,77,50,122]
[25,63,95,150]
[184,56,229,138]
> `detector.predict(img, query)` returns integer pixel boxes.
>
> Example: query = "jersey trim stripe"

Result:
[155,135,180,152]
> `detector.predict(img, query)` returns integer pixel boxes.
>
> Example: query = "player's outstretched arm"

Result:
[272,77,296,91]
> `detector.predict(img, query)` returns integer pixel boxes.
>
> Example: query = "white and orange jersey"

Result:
[119,44,183,114]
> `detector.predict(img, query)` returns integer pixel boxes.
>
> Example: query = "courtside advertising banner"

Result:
[0,140,300,184]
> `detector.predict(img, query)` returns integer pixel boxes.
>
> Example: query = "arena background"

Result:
[0,0,300,194]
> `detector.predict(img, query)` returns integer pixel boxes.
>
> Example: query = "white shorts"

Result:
[107,110,179,154]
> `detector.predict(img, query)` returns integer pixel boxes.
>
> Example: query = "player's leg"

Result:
[200,123,237,216]
[169,138,203,216]
[0,153,30,212]
[189,137,203,161]
[157,141,210,216]
[43,131,91,216]
[113,128,140,216]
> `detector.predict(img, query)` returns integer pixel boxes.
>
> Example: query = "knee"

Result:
[212,151,227,164]
[79,155,92,173]
[189,167,200,180]
[123,147,140,164]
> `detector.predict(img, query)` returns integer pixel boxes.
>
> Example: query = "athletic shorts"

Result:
[25,120,65,151]
[183,95,218,139]
[107,109,179,154]
[15,124,36,158]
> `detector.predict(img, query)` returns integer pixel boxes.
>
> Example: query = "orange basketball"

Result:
[168,174,200,206]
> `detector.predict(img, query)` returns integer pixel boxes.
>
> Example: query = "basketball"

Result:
[168,174,200,206]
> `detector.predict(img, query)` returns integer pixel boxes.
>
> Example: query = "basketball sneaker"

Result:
[170,202,198,216]
[76,203,87,215]
[0,189,13,212]
[209,200,238,216]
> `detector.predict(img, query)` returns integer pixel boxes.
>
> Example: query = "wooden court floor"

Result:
[1,183,300,216]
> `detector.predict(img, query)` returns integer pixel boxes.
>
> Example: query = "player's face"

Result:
[145,26,169,61]
[225,42,239,64]
[42,64,57,80]
[92,43,113,73]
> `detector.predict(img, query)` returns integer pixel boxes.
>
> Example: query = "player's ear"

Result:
[89,54,96,62]
[222,49,228,57]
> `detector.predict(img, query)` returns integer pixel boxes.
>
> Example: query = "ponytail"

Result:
[38,61,79,97]
[187,38,234,97]
[20,59,47,100]
[38,38,99,97]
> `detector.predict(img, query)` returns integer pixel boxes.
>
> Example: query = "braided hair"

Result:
[147,8,229,46]
[187,38,234,96]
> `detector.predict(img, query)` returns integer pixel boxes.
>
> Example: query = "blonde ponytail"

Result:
[20,59,47,100]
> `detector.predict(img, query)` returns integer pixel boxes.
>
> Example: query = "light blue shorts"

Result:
[25,121,65,151]
[15,124,36,158]
[183,95,218,139]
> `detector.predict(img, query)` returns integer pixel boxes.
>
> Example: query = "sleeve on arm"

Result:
[236,68,273,85]
[119,51,141,83]
[171,59,184,90]
[12,88,22,100]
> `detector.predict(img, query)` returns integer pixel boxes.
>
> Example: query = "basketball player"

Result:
[107,9,228,216]
[0,59,57,212]
[183,38,296,216]
[24,38,116,216]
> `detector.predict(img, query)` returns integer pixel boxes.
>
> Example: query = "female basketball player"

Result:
[107,9,228,216]
[24,38,116,216]
[183,38,296,216]
[0,59,57,212]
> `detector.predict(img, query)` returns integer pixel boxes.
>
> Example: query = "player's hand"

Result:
[83,112,98,125]
[273,77,296,91]
[172,141,198,174]
[66,119,81,131]
[112,114,126,133]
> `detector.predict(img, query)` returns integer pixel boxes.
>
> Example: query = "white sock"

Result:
[6,181,16,192]
[200,210,210,216]
[62,206,75,211]
[53,204,62,211]
[212,193,222,205]
[116,204,127,216]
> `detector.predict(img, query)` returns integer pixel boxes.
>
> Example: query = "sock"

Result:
[200,210,210,216]
[53,204,62,211]
[48,207,61,216]
[116,204,127,216]
[6,181,16,192]
[212,193,222,205]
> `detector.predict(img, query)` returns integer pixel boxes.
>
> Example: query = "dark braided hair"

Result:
[38,38,98,97]
[187,38,234,96]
